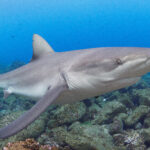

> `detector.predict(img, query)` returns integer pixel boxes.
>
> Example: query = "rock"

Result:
[140,128,150,144]
[88,103,101,114]
[47,102,86,128]
[113,130,146,150]
[114,146,127,150]
[16,112,48,140]
[3,138,61,150]
[47,126,68,145]
[118,94,134,108]
[92,101,126,125]
[49,122,115,150]
[83,98,95,107]
[82,103,101,121]
[0,111,48,149]
[37,134,50,145]
[95,91,120,106]
[144,113,150,128]
[65,134,112,150]
[132,89,150,106]
[101,101,126,117]
[95,96,108,107]
[109,118,123,134]
[0,111,24,128]
[135,123,142,130]
[69,123,111,140]
[124,105,150,127]
[0,94,36,113]
[115,113,128,122]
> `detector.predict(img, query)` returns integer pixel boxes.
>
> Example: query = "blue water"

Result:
[0,0,150,65]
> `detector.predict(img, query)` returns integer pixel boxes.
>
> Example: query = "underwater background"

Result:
[1,0,150,64]
[1,0,150,150]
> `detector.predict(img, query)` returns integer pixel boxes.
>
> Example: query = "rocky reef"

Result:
[3,138,70,150]
[1,61,150,150]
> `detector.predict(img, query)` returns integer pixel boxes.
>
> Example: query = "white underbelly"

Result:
[11,83,47,98]
[53,74,140,105]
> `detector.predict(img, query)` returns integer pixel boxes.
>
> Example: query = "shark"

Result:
[0,34,150,139]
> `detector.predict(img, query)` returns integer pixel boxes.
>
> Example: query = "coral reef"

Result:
[47,102,86,128]
[113,130,146,150]
[46,122,114,150]
[124,105,150,127]
[3,139,63,150]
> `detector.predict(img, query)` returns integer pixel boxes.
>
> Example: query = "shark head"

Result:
[70,47,150,95]
[101,47,150,81]
[94,47,150,90]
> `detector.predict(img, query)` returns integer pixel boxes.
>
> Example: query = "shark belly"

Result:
[8,83,48,99]
[52,72,141,104]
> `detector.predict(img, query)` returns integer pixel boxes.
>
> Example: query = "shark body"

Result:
[0,34,150,138]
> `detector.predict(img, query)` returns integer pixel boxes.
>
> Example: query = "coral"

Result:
[113,130,146,150]
[144,113,150,127]
[47,102,86,128]
[0,89,36,115]
[3,139,59,150]
[82,102,101,121]
[117,93,134,108]
[48,122,114,150]
[109,118,123,134]
[1,63,150,150]
[124,105,150,127]
[0,111,49,149]
[92,101,126,125]
[132,88,150,106]
[140,127,150,144]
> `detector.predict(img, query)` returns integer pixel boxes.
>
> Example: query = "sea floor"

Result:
[1,61,150,150]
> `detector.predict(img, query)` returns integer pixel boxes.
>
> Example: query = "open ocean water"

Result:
[1,0,150,150]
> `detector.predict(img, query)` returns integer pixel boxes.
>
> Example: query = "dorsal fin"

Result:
[32,34,54,60]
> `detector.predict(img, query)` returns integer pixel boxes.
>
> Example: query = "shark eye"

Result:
[115,58,123,65]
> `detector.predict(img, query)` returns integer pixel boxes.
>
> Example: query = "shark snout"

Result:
[143,50,150,63]
[134,55,150,76]
[145,57,150,68]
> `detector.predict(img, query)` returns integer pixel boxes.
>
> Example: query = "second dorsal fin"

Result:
[32,34,54,60]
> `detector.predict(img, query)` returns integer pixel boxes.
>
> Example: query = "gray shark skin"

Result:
[0,34,150,139]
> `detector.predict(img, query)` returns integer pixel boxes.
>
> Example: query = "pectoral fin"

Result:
[0,77,67,139]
